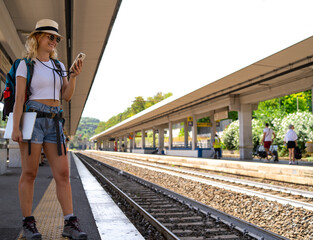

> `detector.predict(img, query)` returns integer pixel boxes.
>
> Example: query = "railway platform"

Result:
[0,152,143,240]
[88,150,313,185]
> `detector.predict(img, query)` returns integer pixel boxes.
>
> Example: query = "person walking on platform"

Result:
[11,19,87,240]
[261,123,276,162]
[213,134,222,159]
[284,124,298,165]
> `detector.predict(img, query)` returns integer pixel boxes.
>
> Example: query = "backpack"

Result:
[295,146,302,160]
[1,58,62,121]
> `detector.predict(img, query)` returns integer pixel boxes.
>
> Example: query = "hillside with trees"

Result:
[69,117,99,149]
[94,92,172,134]
[71,92,172,149]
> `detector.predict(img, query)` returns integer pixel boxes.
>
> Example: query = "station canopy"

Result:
[91,35,313,141]
[0,0,121,136]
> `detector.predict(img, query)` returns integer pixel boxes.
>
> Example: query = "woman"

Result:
[284,124,298,165]
[12,19,87,240]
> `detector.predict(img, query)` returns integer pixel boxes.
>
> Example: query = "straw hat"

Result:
[28,19,63,38]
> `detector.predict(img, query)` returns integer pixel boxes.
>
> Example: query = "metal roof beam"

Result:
[65,0,73,135]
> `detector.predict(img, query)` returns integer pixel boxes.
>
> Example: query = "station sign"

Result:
[135,133,147,137]
[197,122,212,127]
[128,132,134,139]
[187,116,193,122]
[187,116,193,126]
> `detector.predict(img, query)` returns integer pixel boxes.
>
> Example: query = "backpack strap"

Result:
[51,59,63,104]
[24,58,35,101]
[23,58,35,155]
[52,59,62,74]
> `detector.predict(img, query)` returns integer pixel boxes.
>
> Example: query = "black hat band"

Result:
[36,26,58,33]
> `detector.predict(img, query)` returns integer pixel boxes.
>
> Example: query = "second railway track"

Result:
[75,152,287,240]
[79,151,313,240]
[85,151,313,209]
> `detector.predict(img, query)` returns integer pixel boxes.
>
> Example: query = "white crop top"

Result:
[16,59,67,100]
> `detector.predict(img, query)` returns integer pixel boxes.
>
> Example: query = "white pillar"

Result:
[129,133,133,151]
[192,115,197,150]
[141,130,145,149]
[311,86,313,114]
[184,121,188,148]
[158,128,164,153]
[169,121,172,150]
[124,136,127,152]
[133,132,136,149]
[152,129,156,148]
[119,137,122,152]
[210,114,216,148]
[239,104,253,160]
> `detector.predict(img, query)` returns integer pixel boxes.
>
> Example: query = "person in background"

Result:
[39,150,46,166]
[213,133,222,159]
[121,143,125,152]
[261,123,276,162]
[284,124,298,165]
[11,19,87,239]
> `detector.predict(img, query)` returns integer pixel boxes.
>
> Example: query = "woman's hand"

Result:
[12,129,23,142]
[70,60,83,78]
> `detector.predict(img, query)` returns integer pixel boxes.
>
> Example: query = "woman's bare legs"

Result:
[19,142,42,217]
[43,142,73,215]
[288,148,295,164]
[291,148,295,163]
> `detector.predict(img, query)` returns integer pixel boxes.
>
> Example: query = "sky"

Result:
[82,0,313,122]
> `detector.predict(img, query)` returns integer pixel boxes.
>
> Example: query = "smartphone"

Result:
[70,53,86,70]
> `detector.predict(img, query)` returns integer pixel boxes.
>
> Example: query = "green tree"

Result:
[228,111,238,121]
[94,122,106,135]
[131,96,146,114]
[253,91,311,124]
[72,117,100,149]
[94,92,173,134]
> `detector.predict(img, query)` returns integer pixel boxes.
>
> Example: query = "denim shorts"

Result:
[25,100,65,144]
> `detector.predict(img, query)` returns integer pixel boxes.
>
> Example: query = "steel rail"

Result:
[77,154,180,240]
[99,153,313,199]
[90,153,313,211]
[78,153,288,240]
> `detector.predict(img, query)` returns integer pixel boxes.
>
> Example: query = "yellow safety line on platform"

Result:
[18,179,65,240]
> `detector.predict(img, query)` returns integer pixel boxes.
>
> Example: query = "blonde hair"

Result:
[24,32,58,59]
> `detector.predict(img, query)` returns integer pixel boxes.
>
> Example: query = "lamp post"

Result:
[297,95,302,112]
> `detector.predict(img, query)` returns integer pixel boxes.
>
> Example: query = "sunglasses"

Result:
[47,34,61,43]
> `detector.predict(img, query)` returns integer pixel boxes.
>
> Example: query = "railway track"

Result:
[86,152,313,211]
[75,152,287,240]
